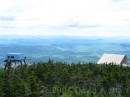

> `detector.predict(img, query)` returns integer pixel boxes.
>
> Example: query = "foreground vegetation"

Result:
[0,60,130,97]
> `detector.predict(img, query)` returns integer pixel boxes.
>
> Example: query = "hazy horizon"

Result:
[0,35,130,66]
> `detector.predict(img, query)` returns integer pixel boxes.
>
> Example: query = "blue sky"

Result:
[0,0,130,37]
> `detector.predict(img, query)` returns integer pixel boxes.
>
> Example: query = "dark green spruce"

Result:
[0,60,130,97]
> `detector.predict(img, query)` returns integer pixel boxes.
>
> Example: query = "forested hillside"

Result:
[0,60,130,97]
[1,36,130,64]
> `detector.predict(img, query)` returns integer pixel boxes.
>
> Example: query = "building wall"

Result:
[6,53,22,61]
[121,56,128,65]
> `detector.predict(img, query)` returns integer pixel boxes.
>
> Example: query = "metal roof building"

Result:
[97,53,128,66]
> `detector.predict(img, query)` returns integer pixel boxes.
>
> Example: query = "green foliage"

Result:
[0,60,130,97]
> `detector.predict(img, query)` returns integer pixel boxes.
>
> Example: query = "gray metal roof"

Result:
[97,53,126,65]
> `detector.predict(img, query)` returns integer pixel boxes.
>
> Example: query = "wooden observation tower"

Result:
[4,53,27,70]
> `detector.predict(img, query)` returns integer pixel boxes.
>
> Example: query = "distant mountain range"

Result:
[0,35,130,66]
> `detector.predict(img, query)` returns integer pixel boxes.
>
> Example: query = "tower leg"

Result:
[8,60,11,69]
[4,60,11,70]
[4,62,7,70]
[24,60,26,65]
[20,61,22,65]
[14,61,17,68]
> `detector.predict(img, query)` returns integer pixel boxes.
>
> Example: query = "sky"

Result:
[0,0,130,37]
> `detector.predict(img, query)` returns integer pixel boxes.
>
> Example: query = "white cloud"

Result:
[0,0,130,37]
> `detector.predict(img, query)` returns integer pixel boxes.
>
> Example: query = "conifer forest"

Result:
[0,60,130,97]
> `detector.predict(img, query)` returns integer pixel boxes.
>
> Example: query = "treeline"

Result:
[0,59,130,97]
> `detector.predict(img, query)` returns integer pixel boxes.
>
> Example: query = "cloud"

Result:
[0,0,130,37]
[0,17,15,21]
